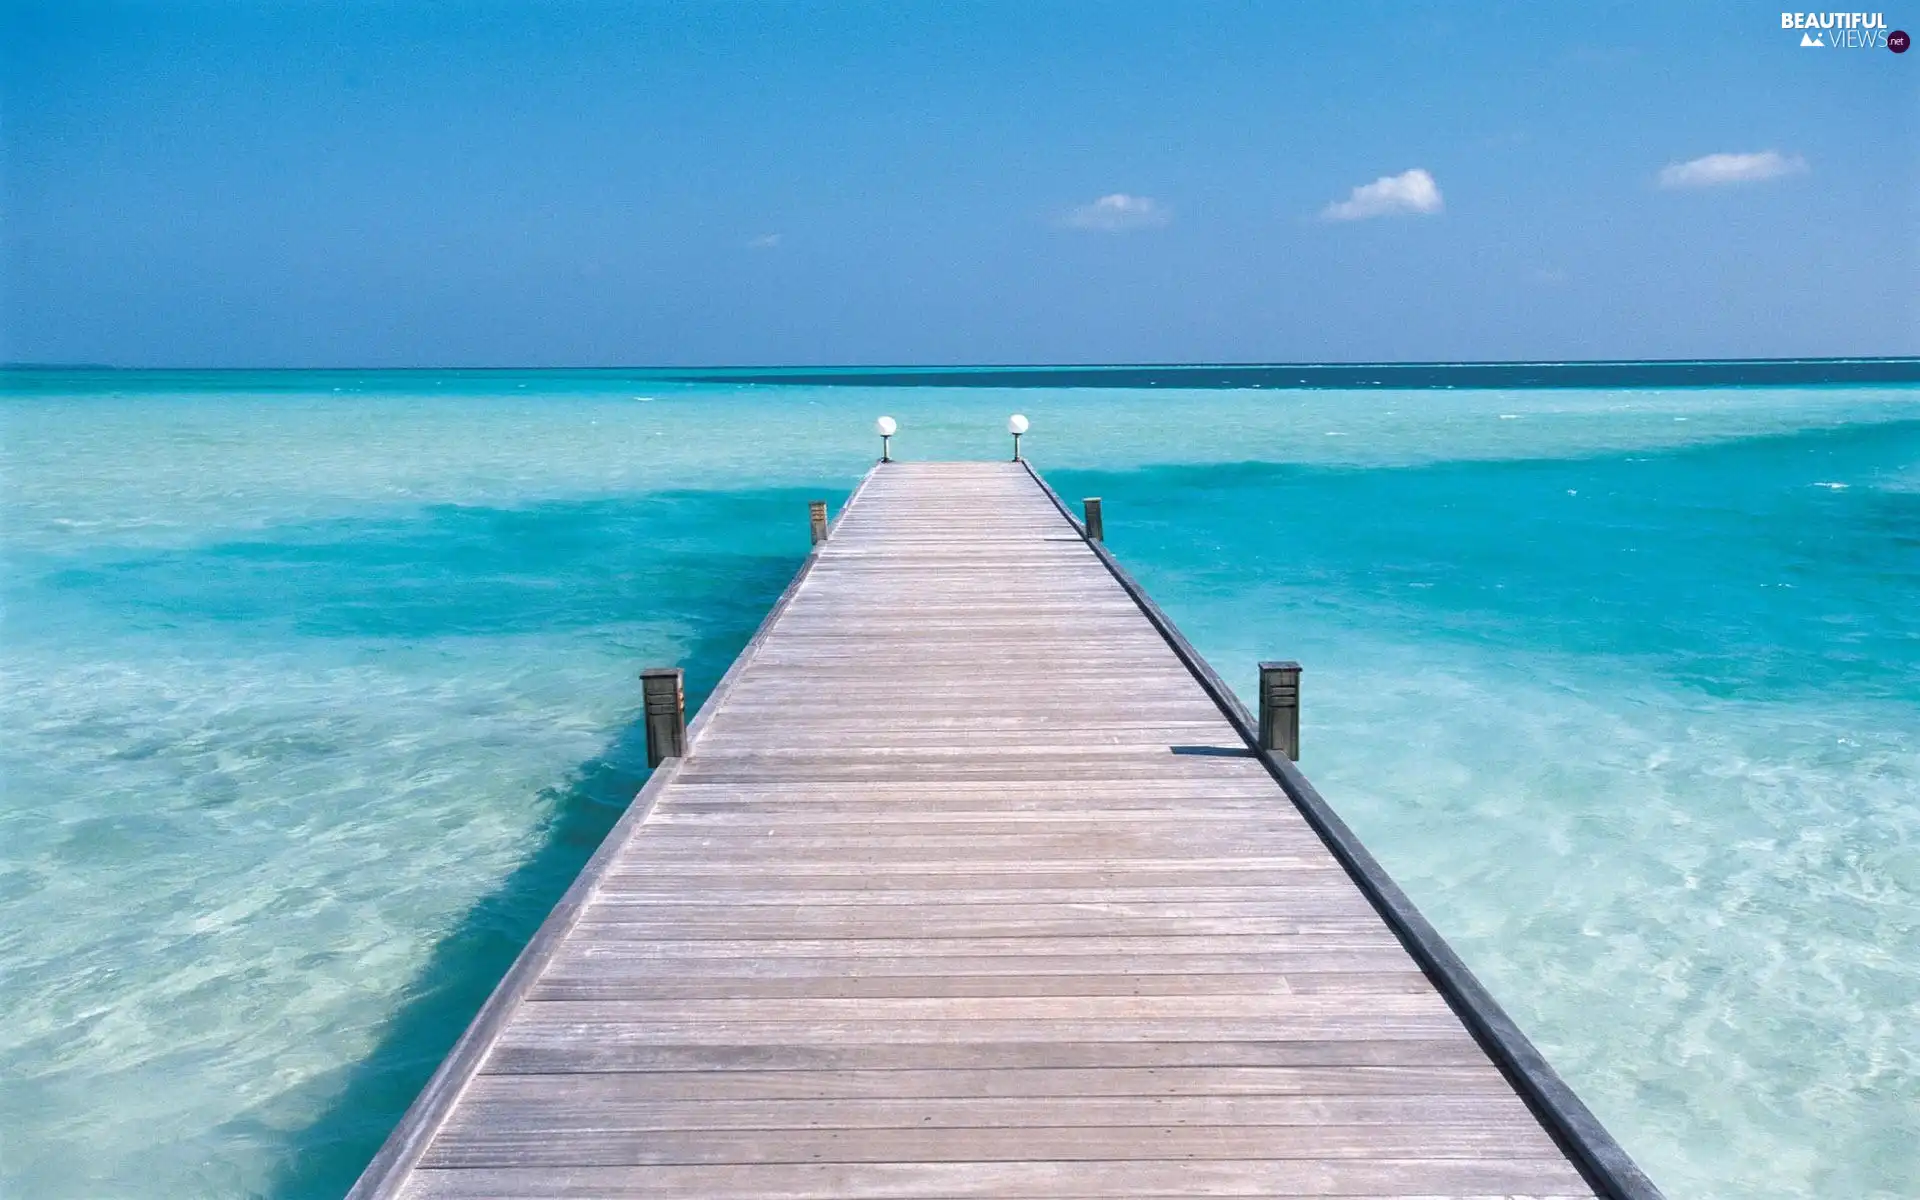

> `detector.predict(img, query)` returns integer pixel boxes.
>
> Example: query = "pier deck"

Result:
[353,461,1652,1199]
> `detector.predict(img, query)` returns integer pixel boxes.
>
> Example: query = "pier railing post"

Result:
[640,667,687,767]
[1082,497,1104,541]
[1258,661,1301,761]
[809,500,829,546]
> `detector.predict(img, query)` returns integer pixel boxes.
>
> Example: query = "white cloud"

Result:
[1321,168,1443,221]
[1062,193,1172,232]
[1658,150,1807,189]
[745,232,782,249]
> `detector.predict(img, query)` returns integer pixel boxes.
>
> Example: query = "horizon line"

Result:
[6,354,1920,374]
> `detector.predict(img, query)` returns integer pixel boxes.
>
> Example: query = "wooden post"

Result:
[1258,661,1301,761]
[1082,497,1104,541]
[809,500,829,546]
[640,667,686,767]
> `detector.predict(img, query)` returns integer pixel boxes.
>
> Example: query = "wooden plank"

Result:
[418,1123,1567,1170]
[353,461,1618,1200]
[443,1081,1548,1128]
[401,1160,1592,1199]
[539,933,1413,958]
[540,947,1419,976]
[482,1038,1502,1075]
[587,885,1365,904]
[507,991,1456,1021]
[489,1016,1486,1047]
[567,916,1393,940]
[577,899,1388,923]
[594,868,1350,888]
[411,1064,1520,1100]
[597,859,1347,878]
[529,970,1433,1001]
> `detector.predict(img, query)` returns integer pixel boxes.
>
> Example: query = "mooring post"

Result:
[640,667,686,767]
[809,500,829,546]
[1258,661,1301,761]
[1082,497,1104,541]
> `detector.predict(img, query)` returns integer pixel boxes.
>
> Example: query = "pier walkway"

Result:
[352,461,1655,1199]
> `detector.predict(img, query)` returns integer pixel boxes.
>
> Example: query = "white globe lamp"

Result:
[875,416,897,462]
[1008,413,1029,461]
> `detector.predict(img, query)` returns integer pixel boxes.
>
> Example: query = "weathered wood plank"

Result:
[541,947,1418,976]
[489,1016,1489,1047]
[424,1065,1521,1100]
[443,1082,1547,1129]
[400,1160,1592,1199]
[543,933,1413,959]
[578,898,1387,923]
[595,868,1349,888]
[585,879,1377,899]
[528,970,1433,1001]
[418,1123,1566,1169]
[509,991,1455,1022]
[567,915,1393,940]
[482,1037,1502,1076]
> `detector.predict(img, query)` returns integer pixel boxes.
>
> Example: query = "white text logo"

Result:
[1782,12,1892,47]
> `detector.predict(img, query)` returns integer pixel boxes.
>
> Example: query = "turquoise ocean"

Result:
[1,367,1917,1198]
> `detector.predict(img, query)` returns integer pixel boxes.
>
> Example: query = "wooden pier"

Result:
[352,460,1658,1199]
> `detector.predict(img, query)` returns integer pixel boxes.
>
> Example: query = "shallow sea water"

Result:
[1,370,1916,1197]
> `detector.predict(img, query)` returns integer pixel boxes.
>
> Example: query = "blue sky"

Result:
[3,1,1915,366]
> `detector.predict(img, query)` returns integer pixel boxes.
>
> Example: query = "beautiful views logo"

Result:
[1781,11,1903,48]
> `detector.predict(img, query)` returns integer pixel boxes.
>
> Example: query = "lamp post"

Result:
[875,415,897,462]
[1008,413,1029,461]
